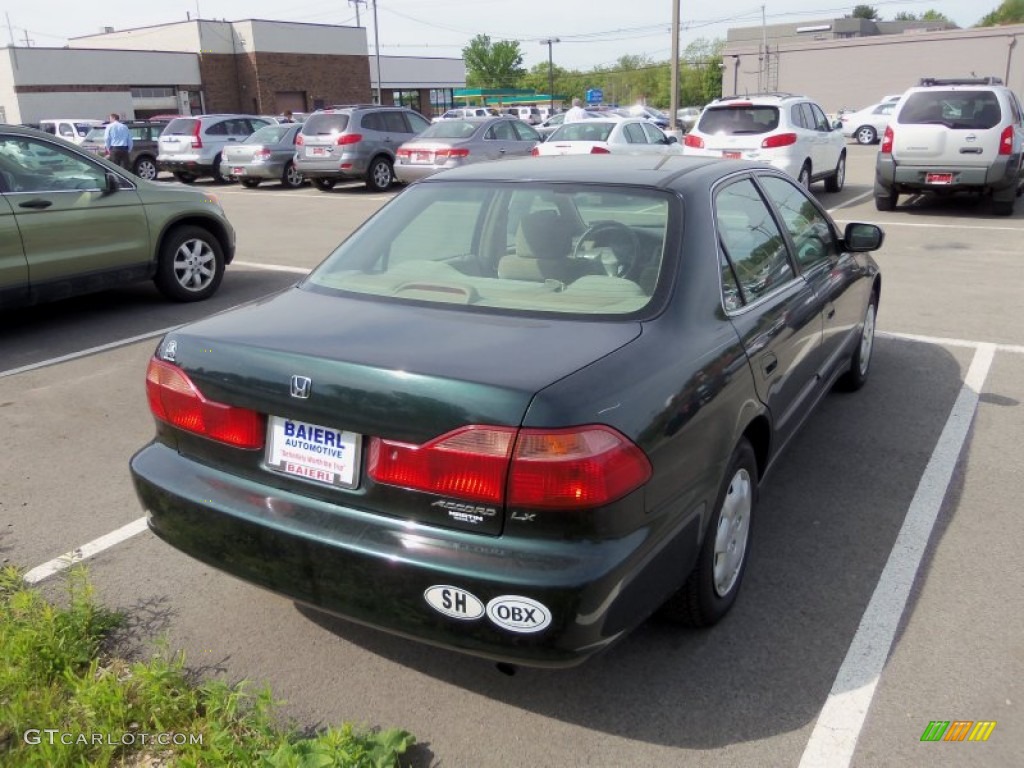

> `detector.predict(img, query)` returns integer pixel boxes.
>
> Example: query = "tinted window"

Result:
[899,90,1002,129]
[205,121,227,136]
[808,103,830,131]
[303,114,350,134]
[640,123,665,143]
[698,106,779,134]
[407,112,430,133]
[715,178,795,304]
[758,176,837,269]
[382,111,408,133]
[623,123,647,144]
[486,120,517,140]
[164,118,199,136]
[361,112,385,132]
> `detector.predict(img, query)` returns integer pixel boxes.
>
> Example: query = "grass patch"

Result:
[0,565,415,767]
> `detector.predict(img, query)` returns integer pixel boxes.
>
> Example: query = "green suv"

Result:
[0,125,235,309]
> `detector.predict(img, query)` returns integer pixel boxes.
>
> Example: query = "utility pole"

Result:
[669,0,680,133]
[21,29,32,47]
[540,38,559,111]
[5,13,14,46]
[371,0,383,104]
[760,4,767,93]
[349,0,365,27]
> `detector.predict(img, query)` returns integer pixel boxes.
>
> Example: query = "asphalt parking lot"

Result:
[1,145,1021,767]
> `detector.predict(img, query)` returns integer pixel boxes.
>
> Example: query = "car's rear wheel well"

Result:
[742,416,770,482]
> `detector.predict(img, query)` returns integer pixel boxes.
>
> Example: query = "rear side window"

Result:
[303,114,350,135]
[164,118,199,136]
[623,123,647,144]
[361,112,386,131]
[512,122,540,142]
[898,90,1003,129]
[383,112,408,133]
[486,120,517,140]
[715,178,795,305]
[699,106,779,135]
[420,121,477,139]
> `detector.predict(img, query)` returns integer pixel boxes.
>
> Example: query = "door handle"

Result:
[18,199,52,209]
[761,353,778,377]
[826,305,836,320]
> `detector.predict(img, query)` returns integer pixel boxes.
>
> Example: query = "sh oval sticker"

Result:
[486,595,552,633]
[424,586,484,621]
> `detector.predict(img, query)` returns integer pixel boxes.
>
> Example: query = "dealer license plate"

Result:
[232,167,245,175]
[925,172,953,185]
[722,151,742,159]
[306,146,329,157]
[264,416,361,488]
[412,151,433,164]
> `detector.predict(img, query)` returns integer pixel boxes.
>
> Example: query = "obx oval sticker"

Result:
[486,595,551,633]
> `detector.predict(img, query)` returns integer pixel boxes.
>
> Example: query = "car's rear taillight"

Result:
[145,358,264,449]
[530,146,540,156]
[880,125,894,154]
[368,424,651,510]
[337,133,363,146]
[761,132,797,149]
[396,148,411,158]
[999,125,1013,155]
[436,148,470,159]
[190,121,202,149]
[296,134,305,145]
[254,149,271,159]
[369,427,516,504]
[683,134,704,149]
[589,146,611,154]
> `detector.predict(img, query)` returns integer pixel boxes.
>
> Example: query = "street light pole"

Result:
[669,0,680,132]
[371,0,383,104]
[540,38,559,111]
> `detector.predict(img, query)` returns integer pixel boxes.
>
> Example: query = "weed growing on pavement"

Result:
[0,565,415,767]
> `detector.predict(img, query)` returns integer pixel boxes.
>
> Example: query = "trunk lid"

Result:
[160,287,642,534]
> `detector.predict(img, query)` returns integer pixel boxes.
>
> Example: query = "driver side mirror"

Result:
[666,135,679,144]
[843,222,885,252]
[104,171,121,194]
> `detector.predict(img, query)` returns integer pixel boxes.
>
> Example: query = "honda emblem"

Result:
[290,375,312,399]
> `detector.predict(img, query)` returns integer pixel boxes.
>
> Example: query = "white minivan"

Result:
[38,119,104,145]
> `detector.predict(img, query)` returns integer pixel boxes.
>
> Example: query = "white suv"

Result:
[874,76,1024,215]
[682,93,847,192]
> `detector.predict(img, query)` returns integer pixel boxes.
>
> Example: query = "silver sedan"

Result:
[394,117,541,183]
[220,123,305,188]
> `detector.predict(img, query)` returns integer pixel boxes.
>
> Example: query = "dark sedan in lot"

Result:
[131,156,883,667]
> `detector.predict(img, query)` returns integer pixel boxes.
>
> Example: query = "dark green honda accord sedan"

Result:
[131,155,883,667]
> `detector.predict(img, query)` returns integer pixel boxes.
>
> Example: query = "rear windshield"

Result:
[698,106,780,134]
[302,114,350,135]
[246,124,293,144]
[164,118,199,135]
[419,121,479,139]
[897,90,1002,129]
[305,182,674,317]
[549,122,615,142]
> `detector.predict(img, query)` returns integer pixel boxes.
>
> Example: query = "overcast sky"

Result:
[3,0,1003,70]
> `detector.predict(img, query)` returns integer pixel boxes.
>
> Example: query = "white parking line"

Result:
[23,517,149,585]
[879,330,1024,355]
[798,343,996,768]
[233,260,310,274]
[0,327,176,378]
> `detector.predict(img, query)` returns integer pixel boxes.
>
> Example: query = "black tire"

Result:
[366,156,394,192]
[874,193,897,212]
[313,178,336,192]
[661,439,758,628]
[210,155,225,183]
[133,155,159,181]
[855,125,877,145]
[241,178,261,188]
[992,198,1015,216]
[174,172,196,184]
[825,152,846,193]
[281,161,304,189]
[797,162,811,191]
[154,225,225,302]
[838,292,878,391]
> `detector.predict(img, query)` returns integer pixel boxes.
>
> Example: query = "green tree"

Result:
[850,5,880,19]
[975,0,1024,25]
[894,11,918,20]
[462,34,526,88]
[921,10,952,21]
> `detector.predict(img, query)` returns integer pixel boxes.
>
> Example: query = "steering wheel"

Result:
[572,220,640,279]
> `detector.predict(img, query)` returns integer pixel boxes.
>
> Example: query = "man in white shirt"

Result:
[563,98,588,123]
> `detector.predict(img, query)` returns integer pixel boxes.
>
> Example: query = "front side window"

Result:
[382,111,408,133]
[0,136,107,193]
[641,123,665,144]
[486,120,517,141]
[715,178,795,305]
[305,182,674,316]
[758,176,837,269]
[512,122,540,142]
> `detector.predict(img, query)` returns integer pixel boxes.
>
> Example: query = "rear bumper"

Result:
[294,153,369,180]
[220,161,288,180]
[158,156,218,175]
[876,154,1023,193]
[130,442,698,667]
[394,163,445,183]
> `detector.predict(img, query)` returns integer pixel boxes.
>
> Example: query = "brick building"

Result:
[0,18,464,124]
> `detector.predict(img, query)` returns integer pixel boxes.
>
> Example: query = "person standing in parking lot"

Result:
[564,98,588,123]
[104,114,132,170]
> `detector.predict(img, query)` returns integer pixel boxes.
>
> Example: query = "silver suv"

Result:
[295,105,431,192]
[157,115,273,183]
[875,77,1024,215]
